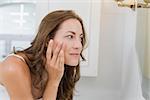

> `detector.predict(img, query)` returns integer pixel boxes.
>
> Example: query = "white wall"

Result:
[75,1,144,100]
[136,4,150,99]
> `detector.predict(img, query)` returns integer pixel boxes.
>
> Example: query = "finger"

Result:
[61,43,65,64]
[56,49,64,67]
[52,41,57,53]
[46,39,53,61]
[56,52,60,67]
[62,42,66,51]
[51,42,62,64]
[60,50,64,67]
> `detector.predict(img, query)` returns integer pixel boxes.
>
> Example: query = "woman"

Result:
[0,10,86,100]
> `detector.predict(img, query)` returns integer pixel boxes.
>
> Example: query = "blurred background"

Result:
[0,0,150,100]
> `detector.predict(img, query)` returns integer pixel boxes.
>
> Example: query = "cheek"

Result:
[63,41,69,54]
[53,37,71,54]
[63,42,71,59]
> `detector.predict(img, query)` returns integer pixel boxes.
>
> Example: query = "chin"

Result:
[65,61,79,66]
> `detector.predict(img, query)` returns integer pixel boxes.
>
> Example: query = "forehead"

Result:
[58,18,83,34]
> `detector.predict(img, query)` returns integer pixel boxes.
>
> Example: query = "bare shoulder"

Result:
[0,56,33,99]
[0,55,31,83]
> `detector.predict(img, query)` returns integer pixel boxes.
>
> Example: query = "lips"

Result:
[69,53,80,58]
[70,53,80,55]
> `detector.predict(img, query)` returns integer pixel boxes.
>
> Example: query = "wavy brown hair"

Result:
[15,10,86,100]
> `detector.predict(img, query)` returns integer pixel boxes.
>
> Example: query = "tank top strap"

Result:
[7,54,25,62]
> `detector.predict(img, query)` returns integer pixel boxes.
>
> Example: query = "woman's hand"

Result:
[45,39,65,85]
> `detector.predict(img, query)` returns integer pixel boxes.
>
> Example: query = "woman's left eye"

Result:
[66,35,73,39]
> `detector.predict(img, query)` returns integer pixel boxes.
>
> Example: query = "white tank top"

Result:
[0,84,9,100]
[0,54,42,100]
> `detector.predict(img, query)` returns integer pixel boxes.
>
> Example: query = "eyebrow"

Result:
[67,31,83,36]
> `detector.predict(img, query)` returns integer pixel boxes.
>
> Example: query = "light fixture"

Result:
[115,0,150,11]
[114,0,136,10]
[144,0,150,3]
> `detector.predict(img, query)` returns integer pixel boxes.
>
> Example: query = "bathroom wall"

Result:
[75,0,143,100]
[136,8,147,74]
[136,2,150,99]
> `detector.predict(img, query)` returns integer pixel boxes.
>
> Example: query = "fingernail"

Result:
[50,39,53,43]
[50,39,53,42]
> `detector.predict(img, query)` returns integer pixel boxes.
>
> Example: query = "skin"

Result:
[53,18,83,66]
[0,18,83,100]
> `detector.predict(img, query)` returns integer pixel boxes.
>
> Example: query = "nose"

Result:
[73,38,82,50]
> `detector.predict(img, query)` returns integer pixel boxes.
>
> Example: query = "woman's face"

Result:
[53,18,83,66]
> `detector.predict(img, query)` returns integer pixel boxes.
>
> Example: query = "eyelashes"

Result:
[65,35,73,39]
[65,35,83,41]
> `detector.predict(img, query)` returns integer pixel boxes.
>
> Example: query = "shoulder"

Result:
[0,55,33,99]
[0,55,31,85]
